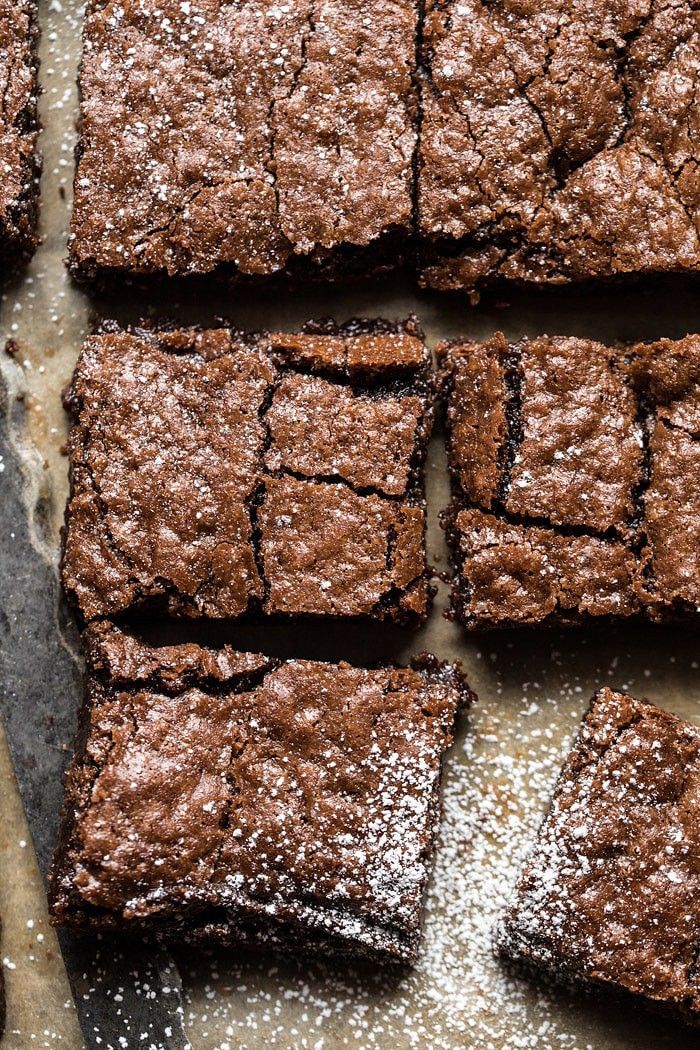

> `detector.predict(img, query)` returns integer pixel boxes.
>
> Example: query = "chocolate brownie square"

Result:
[440,333,700,628]
[0,1,40,270]
[61,320,434,624]
[498,688,700,1025]
[70,0,418,284]
[48,624,473,963]
[630,337,700,616]
[419,1,700,296]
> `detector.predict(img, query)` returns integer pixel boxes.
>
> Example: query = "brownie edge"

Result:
[0,1,40,270]
[48,624,474,965]
[498,689,700,1026]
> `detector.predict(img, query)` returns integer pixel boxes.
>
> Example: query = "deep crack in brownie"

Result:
[498,688,700,1026]
[0,1,40,270]
[419,0,700,296]
[48,623,473,963]
[61,319,434,625]
[440,332,700,629]
[69,0,418,284]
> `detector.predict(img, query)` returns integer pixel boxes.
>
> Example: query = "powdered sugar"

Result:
[174,692,589,1048]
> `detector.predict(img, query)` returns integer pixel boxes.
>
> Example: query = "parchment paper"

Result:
[1,1,700,1047]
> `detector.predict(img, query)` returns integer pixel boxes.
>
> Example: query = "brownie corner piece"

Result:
[0,1,40,270]
[418,1,700,294]
[48,625,474,964]
[61,321,433,625]
[70,0,417,284]
[498,688,700,1025]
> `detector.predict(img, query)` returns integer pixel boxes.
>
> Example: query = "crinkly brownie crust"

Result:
[48,624,474,964]
[419,0,700,295]
[70,0,418,284]
[70,0,699,293]
[61,318,434,625]
[440,332,700,629]
[498,688,700,1025]
[0,1,40,270]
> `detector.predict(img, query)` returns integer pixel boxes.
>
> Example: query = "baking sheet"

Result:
[1,0,700,1047]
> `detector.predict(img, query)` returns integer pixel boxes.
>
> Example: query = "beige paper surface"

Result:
[1,1,699,1047]
[0,726,82,1048]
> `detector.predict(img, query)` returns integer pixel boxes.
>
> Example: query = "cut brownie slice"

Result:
[70,0,418,284]
[498,688,700,1026]
[48,624,473,963]
[440,332,700,628]
[0,1,40,270]
[630,337,700,617]
[61,320,434,625]
[419,1,700,296]
[447,509,640,630]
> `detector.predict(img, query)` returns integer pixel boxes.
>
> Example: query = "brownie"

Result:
[69,0,418,284]
[61,320,434,625]
[498,688,700,1026]
[440,332,700,628]
[0,1,40,270]
[48,624,473,963]
[419,1,700,296]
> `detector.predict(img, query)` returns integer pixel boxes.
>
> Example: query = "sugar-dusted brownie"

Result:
[419,1,700,296]
[0,2,40,270]
[498,688,700,1025]
[48,623,473,963]
[69,0,417,284]
[440,332,700,628]
[62,319,434,625]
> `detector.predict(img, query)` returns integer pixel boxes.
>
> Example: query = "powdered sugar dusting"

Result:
[173,630,700,1050]
[174,693,593,1049]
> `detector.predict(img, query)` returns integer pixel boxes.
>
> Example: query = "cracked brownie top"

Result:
[498,688,700,1024]
[48,623,473,963]
[440,332,700,627]
[419,0,700,293]
[0,1,40,267]
[70,0,417,282]
[61,320,434,625]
